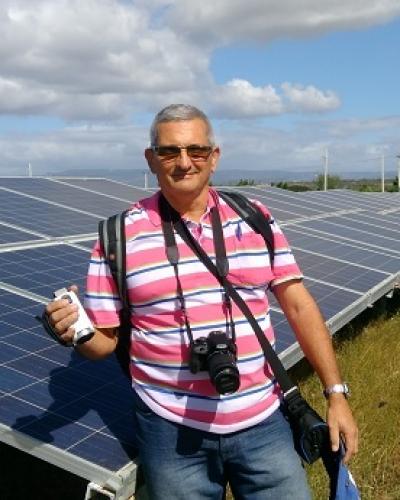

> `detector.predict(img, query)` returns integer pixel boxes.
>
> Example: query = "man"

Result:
[46,104,358,499]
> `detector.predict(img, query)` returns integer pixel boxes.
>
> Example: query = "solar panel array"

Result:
[1,177,399,498]
[234,185,400,361]
[0,177,149,498]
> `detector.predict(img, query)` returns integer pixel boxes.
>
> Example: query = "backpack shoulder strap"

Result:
[98,210,131,378]
[98,211,129,309]
[217,189,275,264]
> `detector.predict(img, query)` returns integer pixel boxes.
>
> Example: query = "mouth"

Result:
[171,171,196,180]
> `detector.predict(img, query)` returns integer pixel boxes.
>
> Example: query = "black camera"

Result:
[189,331,240,395]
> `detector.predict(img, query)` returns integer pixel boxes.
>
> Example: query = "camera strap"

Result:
[161,195,297,396]
[159,194,236,347]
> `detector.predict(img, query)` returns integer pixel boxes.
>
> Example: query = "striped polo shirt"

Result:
[84,189,303,434]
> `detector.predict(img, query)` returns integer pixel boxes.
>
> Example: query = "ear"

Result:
[144,148,157,174]
[209,146,220,174]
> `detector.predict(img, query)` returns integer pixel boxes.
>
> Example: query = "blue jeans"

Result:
[133,392,311,500]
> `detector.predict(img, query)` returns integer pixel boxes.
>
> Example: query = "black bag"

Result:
[98,209,131,378]
[284,388,330,464]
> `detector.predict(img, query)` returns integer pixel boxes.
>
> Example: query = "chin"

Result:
[170,176,199,188]
[164,179,208,195]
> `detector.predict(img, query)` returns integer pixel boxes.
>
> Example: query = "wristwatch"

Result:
[323,383,350,399]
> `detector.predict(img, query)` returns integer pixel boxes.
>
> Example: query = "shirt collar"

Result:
[144,188,218,227]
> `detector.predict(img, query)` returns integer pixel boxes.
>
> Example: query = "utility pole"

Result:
[381,153,385,193]
[322,148,328,191]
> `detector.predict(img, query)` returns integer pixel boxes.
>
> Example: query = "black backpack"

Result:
[98,190,274,377]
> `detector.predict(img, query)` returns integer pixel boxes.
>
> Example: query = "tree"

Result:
[236,178,255,186]
[288,184,311,192]
[315,174,343,190]
[359,183,374,192]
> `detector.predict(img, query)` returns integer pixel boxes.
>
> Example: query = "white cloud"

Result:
[0,77,126,119]
[329,116,400,137]
[2,115,397,178]
[0,0,210,120]
[211,79,283,118]
[0,123,148,174]
[281,83,340,112]
[0,0,398,122]
[214,115,400,177]
[0,0,399,178]
[208,80,340,118]
[0,78,57,114]
[167,0,400,44]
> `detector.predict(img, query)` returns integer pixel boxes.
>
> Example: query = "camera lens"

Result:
[208,351,240,395]
[214,367,240,395]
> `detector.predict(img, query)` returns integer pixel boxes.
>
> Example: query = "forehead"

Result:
[156,119,209,145]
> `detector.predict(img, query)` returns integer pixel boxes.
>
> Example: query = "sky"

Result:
[1,0,400,181]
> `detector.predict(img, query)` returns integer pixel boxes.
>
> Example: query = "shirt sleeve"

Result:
[251,198,303,288]
[83,239,122,328]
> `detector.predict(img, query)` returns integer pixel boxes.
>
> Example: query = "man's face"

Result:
[145,118,220,199]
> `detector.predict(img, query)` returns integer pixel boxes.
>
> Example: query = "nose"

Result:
[175,148,192,170]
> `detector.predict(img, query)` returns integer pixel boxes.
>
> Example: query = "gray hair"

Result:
[150,104,215,147]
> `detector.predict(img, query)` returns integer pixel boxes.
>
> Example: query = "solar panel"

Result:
[300,189,400,211]
[0,223,44,245]
[293,249,389,293]
[226,185,400,366]
[284,226,400,274]
[1,179,399,498]
[0,178,132,217]
[336,212,400,232]
[236,186,339,214]
[269,278,361,323]
[0,189,100,237]
[55,177,150,201]
[231,186,329,222]
[0,245,90,298]
[72,239,97,250]
[0,288,138,490]
[293,219,400,255]
[269,310,295,354]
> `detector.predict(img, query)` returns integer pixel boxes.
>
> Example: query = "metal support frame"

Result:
[0,425,139,499]
[84,482,116,499]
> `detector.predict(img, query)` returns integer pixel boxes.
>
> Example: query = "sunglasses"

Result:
[152,145,213,162]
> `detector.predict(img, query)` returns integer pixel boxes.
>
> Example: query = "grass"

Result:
[1,293,399,499]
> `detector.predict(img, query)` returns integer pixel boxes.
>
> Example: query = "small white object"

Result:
[53,288,94,345]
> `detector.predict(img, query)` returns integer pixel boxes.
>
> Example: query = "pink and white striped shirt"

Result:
[84,189,303,433]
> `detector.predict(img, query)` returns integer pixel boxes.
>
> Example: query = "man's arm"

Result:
[45,285,118,359]
[273,279,359,463]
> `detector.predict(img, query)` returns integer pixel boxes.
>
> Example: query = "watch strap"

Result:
[323,383,349,398]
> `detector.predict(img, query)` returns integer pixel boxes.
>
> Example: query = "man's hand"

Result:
[326,394,358,463]
[45,284,79,346]
[44,284,118,359]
